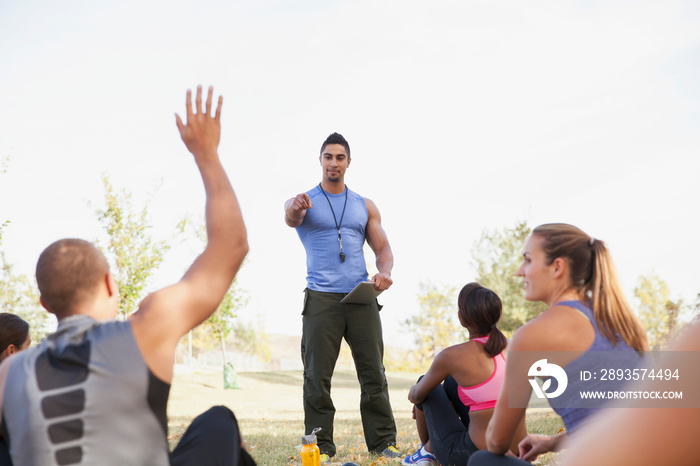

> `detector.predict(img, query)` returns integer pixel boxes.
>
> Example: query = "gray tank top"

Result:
[2,315,170,465]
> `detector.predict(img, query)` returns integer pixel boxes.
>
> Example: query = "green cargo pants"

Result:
[301,288,397,457]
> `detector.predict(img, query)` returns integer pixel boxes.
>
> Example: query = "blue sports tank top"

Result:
[548,300,643,434]
[296,185,369,293]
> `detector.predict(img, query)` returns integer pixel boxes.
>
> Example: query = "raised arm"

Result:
[364,198,393,291]
[130,85,248,382]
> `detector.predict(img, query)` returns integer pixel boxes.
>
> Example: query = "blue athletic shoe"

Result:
[402,446,436,465]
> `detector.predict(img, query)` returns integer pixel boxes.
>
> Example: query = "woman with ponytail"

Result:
[403,283,527,465]
[470,224,648,466]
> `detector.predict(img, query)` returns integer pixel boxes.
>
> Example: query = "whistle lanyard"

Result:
[318,183,348,263]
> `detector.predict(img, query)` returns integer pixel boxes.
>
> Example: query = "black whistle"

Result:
[340,252,345,263]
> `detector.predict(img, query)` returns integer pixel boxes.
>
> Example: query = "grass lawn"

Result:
[168,368,563,465]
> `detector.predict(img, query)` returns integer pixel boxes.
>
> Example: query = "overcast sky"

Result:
[1,0,699,348]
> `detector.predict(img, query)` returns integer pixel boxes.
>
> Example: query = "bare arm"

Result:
[130,85,248,382]
[284,193,311,227]
[364,198,393,291]
[486,327,535,455]
[408,349,453,404]
[486,371,528,454]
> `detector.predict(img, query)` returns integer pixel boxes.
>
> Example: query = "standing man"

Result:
[0,86,254,465]
[284,133,399,463]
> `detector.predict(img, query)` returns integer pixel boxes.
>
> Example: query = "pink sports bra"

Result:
[457,336,506,411]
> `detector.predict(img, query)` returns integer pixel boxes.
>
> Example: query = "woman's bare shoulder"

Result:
[511,305,592,352]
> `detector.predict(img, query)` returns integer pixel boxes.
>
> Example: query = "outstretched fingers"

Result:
[182,85,219,120]
[176,85,223,158]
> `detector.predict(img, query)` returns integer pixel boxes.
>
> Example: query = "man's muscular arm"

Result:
[284,193,312,227]
[130,85,248,382]
[365,198,393,291]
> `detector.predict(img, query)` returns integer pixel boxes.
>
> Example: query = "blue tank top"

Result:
[296,185,369,293]
[548,300,643,434]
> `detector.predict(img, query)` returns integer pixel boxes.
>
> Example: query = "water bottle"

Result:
[301,427,322,466]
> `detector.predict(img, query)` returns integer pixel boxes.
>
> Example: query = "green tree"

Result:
[473,220,545,333]
[634,273,682,350]
[94,175,182,318]
[0,252,51,343]
[403,282,461,370]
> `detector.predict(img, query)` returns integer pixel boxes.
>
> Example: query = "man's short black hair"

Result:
[320,132,350,157]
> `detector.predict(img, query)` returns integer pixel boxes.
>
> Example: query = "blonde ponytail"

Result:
[587,240,647,352]
[532,224,648,352]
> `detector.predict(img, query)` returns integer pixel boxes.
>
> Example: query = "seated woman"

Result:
[0,313,31,466]
[469,223,649,465]
[403,283,527,465]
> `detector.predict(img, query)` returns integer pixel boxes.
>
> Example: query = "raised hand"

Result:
[175,85,222,161]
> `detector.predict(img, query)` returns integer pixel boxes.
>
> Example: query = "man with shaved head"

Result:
[0,86,254,465]
[35,238,112,318]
